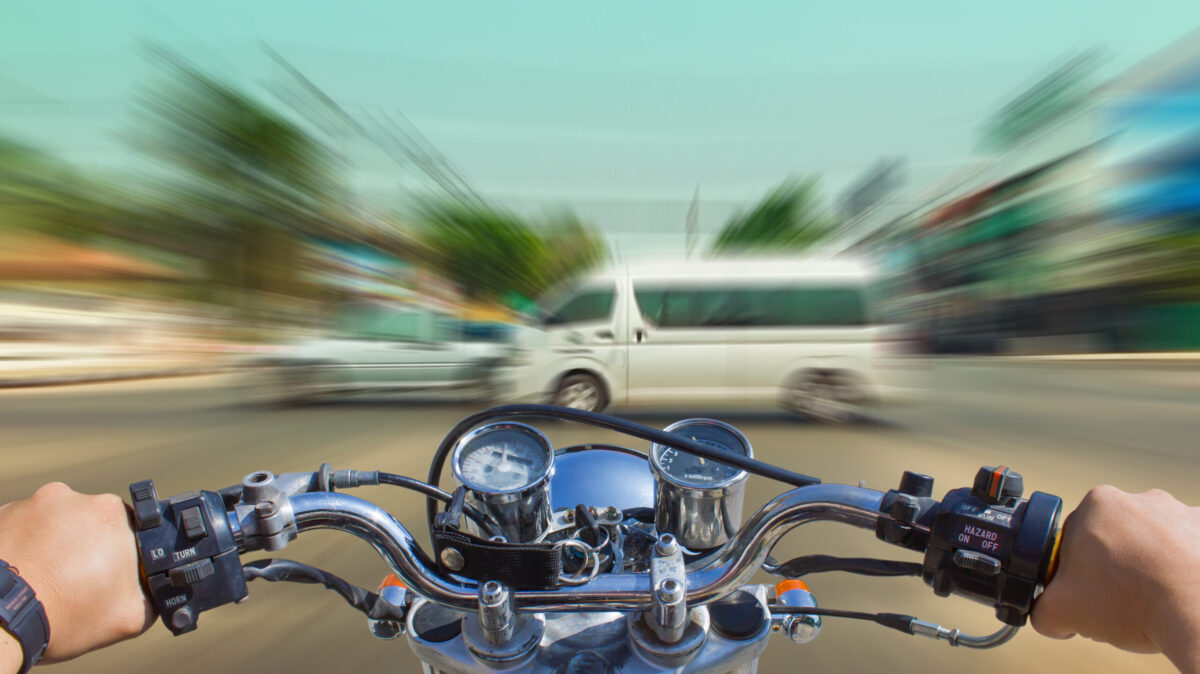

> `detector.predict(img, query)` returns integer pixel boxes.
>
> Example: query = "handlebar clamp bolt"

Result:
[656,579,682,603]
[655,534,679,557]
[481,581,505,605]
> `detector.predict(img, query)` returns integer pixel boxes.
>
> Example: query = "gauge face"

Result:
[651,419,751,487]
[452,423,553,493]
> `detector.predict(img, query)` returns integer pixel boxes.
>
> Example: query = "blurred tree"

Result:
[536,209,608,291]
[127,45,348,320]
[415,199,606,301]
[0,137,98,240]
[710,177,833,254]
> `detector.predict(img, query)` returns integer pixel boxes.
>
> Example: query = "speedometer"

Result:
[650,419,753,551]
[453,423,553,492]
[450,422,555,542]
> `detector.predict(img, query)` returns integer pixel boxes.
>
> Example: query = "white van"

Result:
[507,258,920,420]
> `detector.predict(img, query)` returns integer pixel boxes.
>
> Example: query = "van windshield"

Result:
[540,286,616,326]
[634,285,868,327]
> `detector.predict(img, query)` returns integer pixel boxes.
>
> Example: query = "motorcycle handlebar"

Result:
[284,483,888,612]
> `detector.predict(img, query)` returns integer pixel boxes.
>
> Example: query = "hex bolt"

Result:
[654,533,679,557]
[440,547,465,571]
[563,510,575,523]
[481,580,505,606]
[255,501,278,518]
[656,578,682,603]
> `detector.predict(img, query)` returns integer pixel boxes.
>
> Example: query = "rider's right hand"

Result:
[0,482,155,671]
[1031,485,1200,674]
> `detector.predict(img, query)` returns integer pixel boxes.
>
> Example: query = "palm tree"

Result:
[711,176,832,254]
[128,45,347,318]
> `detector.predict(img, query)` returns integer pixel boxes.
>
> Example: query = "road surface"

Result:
[1,360,1195,673]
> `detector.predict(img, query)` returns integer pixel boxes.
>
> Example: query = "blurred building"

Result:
[844,39,1200,353]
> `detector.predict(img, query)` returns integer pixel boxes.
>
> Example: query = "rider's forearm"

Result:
[0,631,21,674]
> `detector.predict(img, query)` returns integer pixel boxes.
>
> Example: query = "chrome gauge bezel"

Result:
[649,418,753,490]
[451,422,555,496]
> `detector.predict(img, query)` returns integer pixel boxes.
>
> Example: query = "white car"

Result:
[241,303,521,405]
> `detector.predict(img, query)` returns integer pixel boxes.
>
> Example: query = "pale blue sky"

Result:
[3,1,1200,248]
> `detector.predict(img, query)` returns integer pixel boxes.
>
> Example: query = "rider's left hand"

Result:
[0,482,155,664]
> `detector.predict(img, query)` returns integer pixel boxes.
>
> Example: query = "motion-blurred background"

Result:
[2,2,1199,673]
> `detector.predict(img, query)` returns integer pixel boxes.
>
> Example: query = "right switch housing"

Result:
[923,468,1063,627]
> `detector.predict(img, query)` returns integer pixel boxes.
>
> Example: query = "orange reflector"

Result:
[775,579,810,595]
[1046,526,1064,581]
[989,466,1008,500]
[379,574,406,590]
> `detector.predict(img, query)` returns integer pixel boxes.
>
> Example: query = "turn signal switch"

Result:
[129,480,248,635]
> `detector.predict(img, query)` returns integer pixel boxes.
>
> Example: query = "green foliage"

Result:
[0,138,133,242]
[124,46,351,313]
[133,45,343,234]
[415,199,606,300]
[711,176,832,254]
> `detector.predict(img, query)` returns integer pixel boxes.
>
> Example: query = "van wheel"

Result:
[785,371,863,423]
[553,373,607,412]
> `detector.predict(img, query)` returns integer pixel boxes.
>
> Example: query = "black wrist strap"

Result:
[0,559,50,674]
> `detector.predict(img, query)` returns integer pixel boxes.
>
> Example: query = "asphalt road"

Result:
[1,360,1196,673]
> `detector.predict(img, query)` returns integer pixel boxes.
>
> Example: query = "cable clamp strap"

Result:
[432,528,564,590]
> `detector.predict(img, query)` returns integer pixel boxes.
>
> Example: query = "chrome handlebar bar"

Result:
[283,483,889,612]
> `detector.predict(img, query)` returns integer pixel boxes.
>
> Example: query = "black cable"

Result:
[242,558,405,621]
[768,606,918,635]
[427,404,822,533]
[768,554,924,578]
[556,443,649,460]
[770,605,879,621]
[376,472,499,536]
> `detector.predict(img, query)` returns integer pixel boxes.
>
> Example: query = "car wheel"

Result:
[553,373,607,413]
[785,371,864,423]
[239,363,331,407]
[236,364,294,407]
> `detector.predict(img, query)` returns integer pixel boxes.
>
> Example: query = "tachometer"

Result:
[651,420,750,487]
[650,419,753,551]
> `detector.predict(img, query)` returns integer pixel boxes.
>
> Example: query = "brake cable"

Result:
[243,559,405,621]
[763,554,923,578]
[769,606,1020,648]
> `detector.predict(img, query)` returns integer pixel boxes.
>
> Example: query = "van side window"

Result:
[545,287,615,325]
[765,287,867,326]
[634,285,867,327]
[634,289,666,324]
